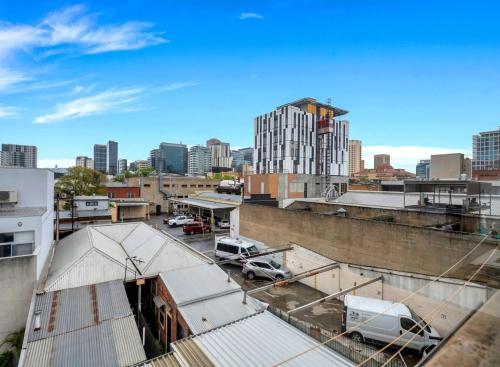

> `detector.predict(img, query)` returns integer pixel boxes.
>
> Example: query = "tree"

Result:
[55,167,107,197]
[138,167,155,177]
[0,328,24,367]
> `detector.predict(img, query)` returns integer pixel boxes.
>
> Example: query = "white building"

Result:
[188,145,212,176]
[254,97,349,176]
[207,138,232,170]
[1,144,37,168]
[75,156,94,169]
[0,167,54,345]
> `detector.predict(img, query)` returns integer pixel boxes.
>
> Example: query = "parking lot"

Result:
[145,215,420,366]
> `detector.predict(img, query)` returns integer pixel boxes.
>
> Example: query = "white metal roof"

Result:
[179,291,265,334]
[44,223,209,291]
[344,295,411,318]
[160,263,240,306]
[171,198,236,210]
[174,311,355,367]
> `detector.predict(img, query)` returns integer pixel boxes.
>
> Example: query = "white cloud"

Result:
[0,104,18,117]
[0,4,167,60]
[363,145,471,172]
[0,68,31,90]
[34,87,142,124]
[239,12,264,20]
[159,81,199,92]
[38,158,75,168]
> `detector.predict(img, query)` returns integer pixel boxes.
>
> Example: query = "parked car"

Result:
[167,215,194,227]
[342,295,441,354]
[217,219,230,229]
[183,221,211,235]
[242,258,292,280]
[214,236,260,264]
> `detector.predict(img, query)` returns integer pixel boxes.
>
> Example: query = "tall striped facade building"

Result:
[253,98,349,177]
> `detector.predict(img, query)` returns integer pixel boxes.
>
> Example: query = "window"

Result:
[127,192,135,198]
[0,233,14,243]
[217,243,239,254]
[85,201,98,206]
[144,184,151,187]
[159,307,165,329]
[400,317,423,336]
[108,192,115,199]
[190,184,196,188]
[254,261,272,269]
[164,184,170,188]
[181,184,188,188]
[198,184,204,188]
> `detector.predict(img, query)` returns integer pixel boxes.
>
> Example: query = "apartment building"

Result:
[253,97,349,177]
[374,154,390,169]
[472,128,500,180]
[107,140,118,175]
[75,156,94,169]
[93,144,107,173]
[118,158,128,174]
[188,145,212,176]
[1,144,37,168]
[416,159,430,179]
[348,140,362,176]
[207,138,233,171]
[0,168,54,344]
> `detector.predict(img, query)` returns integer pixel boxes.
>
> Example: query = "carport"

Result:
[169,196,239,228]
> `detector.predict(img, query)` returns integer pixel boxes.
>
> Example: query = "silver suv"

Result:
[242,258,291,280]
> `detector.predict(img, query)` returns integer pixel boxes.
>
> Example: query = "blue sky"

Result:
[0,0,499,171]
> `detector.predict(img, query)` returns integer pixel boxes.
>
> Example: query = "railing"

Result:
[268,307,406,367]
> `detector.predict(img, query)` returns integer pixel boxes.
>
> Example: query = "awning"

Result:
[170,198,236,210]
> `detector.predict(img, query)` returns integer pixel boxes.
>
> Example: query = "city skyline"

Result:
[1,1,498,171]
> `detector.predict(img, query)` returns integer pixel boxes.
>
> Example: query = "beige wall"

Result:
[430,153,469,179]
[127,176,220,213]
[239,203,498,284]
[349,140,362,176]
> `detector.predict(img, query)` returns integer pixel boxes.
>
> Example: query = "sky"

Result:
[0,0,499,171]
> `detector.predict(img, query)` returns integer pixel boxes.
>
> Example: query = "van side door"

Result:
[399,317,425,351]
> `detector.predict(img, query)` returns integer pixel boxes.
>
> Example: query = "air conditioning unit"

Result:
[0,190,17,204]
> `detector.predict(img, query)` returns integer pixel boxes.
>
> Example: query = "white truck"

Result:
[167,215,194,227]
[342,295,442,354]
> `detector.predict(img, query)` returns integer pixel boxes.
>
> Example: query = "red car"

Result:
[183,221,211,235]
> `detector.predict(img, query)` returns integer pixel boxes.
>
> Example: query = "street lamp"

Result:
[70,190,75,233]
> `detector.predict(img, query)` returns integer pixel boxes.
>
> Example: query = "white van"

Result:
[342,295,441,354]
[214,236,260,264]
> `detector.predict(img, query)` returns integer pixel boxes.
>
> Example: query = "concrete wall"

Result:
[283,245,489,336]
[239,203,498,284]
[0,256,35,350]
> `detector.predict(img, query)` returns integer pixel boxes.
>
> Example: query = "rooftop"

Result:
[0,207,47,218]
[277,97,349,117]
[44,222,209,291]
[22,280,146,367]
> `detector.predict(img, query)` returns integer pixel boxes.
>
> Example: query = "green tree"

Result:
[113,175,125,183]
[55,167,107,197]
[0,328,24,367]
[138,167,155,177]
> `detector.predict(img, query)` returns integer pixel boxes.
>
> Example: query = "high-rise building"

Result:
[93,144,107,173]
[416,159,430,179]
[374,154,390,169]
[1,144,37,168]
[118,159,128,174]
[253,97,349,176]
[430,153,471,179]
[107,140,118,175]
[472,128,500,179]
[207,138,232,171]
[150,143,188,174]
[188,145,212,176]
[348,140,362,176]
[232,147,253,172]
[75,156,94,169]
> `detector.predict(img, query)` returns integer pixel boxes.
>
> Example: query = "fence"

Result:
[268,307,406,367]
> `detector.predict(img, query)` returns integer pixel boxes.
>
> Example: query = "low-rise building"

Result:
[106,182,141,199]
[0,167,54,345]
[57,195,111,233]
[126,176,221,215]
[110,199,150,222]
[352,165,415,181]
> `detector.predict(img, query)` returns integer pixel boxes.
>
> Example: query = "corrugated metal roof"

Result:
[160,263,240,306]
[138,352,183,367]
[171,198,236,210]
[172,339,215,367]
[23,280,146,367]
[177,311,355,367]
[28,280,131,342]
[45,223,209,291]
[179,291,265,334]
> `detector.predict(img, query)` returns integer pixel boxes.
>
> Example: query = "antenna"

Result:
[326,97,332,106]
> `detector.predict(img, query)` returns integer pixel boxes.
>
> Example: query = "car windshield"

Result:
[410,309,430,333]
[247,245,259,256]
[270,260,281,269]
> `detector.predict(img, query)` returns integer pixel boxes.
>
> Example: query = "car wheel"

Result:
[350,332,364,343]
[275,274,284,281]
[246,271,255,280]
